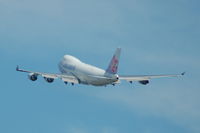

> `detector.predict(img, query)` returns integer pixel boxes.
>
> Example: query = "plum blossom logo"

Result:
[111,56,118,73]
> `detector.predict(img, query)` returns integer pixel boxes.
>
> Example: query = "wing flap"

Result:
[41,74,58,79]
[61,77,79,84]
[119,73,185,82]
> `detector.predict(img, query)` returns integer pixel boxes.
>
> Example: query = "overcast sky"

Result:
[0,0,200,133]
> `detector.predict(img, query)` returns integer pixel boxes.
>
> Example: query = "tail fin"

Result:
[106,48,121,74]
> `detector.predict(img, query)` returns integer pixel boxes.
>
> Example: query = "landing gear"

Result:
[64,82,75,86]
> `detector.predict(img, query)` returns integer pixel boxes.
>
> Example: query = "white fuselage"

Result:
[58,55,118,86]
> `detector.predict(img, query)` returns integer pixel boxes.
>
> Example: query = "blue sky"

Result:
[0,0,200,133]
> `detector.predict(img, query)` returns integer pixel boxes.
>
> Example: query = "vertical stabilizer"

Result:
[106,48,121,74]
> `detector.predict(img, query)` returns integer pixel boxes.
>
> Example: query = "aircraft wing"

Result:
[16,66,79,84]
[119,72,185,84]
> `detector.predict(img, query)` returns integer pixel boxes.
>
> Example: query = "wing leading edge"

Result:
[119,72,185,84]
[16,66,79,84]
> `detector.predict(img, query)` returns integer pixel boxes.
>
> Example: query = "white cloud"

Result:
[82,84,200,133]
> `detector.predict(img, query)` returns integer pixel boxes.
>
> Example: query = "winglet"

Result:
[15,66,31,73]
[16,65,19,71]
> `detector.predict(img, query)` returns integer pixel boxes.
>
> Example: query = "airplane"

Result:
[16,48,185,86]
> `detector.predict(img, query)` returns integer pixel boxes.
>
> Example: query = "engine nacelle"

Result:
[28,73,38,81]
[139,80,149,85]
[44,77,54,83]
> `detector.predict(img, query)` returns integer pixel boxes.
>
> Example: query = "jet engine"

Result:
[44,77,54,83]
[28,73,38,81]
[139,80,149,85]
